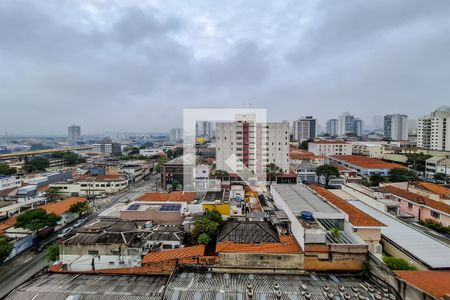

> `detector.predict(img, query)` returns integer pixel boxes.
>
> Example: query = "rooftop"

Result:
[216,235,302,253]
[312,140,349,145]
[5,273,168,300]
[40,197,87,216]
[136,191,195,203]
[142,245,205,264]
[272,184,340,214]
[349,200,450,269]
[332,155,405,169]
[395,271,450,299]
[310,185,385,227]
[164,271,385,299]
[163,153,197,166]
[218,221,280,244]
[380,185,450,214]
[411,181,450,199]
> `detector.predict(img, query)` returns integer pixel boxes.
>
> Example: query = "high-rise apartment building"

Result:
[326,119,338,137]
[338,113,355,137]
[384,114,408,141]
[418,107,450,151]
[216,114,289,178]
[68,125,81,142]
[293,116,316,141]
[196,121,214,140]
[353,118,363,137]
[170,128,183,143]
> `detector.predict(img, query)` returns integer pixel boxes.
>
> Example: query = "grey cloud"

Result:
[0,0,448,134]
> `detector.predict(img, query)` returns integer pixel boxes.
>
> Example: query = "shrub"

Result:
[383,256,417,270]
[197,233,211,245]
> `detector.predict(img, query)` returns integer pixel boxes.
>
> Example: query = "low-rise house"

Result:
[120,201,187,224]
[49,175,128,197]
[161,153,199,190]
[215,220,303,272]
[60,219,149,272]
[351,142,385,158]
[271,184,378,271]
[380,185,450,226]
[145,225,185,251]
[0,175,21,191]
[291,162,318,183]
[425,156,450,180]
[331,155,405,177]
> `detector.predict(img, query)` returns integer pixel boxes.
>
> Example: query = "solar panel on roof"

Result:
[128,204,140,210]
[159,204,182,212]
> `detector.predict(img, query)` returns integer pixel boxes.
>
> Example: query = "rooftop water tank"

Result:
[300,211,314,221]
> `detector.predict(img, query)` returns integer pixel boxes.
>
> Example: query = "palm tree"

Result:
[266,163,282,186]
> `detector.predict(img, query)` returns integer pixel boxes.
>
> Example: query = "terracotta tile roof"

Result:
[381,185,450,214]
[312,140,349,145]
[395,271,450,299]
[289,149,315,160]
[142,245,205,263]
[0,187,17,197]
[40,197,87,216]
[0,217,16,234]
[79,174,125,181]
[332,155,405,169]
[216,235,302,254]
[310,185,385,227]
[412,182,450,199]
[136,192,196,203]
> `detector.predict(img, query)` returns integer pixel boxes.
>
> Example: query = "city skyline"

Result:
[1,0,450,134]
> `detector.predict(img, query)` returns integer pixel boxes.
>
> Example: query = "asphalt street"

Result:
[0,173,161,299]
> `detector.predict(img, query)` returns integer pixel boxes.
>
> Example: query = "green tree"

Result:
[383,256,417,270]
[46,187,61,201]
[24,157,50,173]
[155,156,169,173]
[0,163,17,175]
[170,180,180,191]
[197,233,211,244]
[194,216,220,238]
[388,168,417,182]
[369,173,385,186]
[69,201,89,217]
[406,153,432,172]
[214,170,229,182]
[298,138,314,150]
[0,236,14,264]
[434,172,446,182]
[205,210,223,224]
[46,243,60,262]
[15,208,60,250]
[266,163,283,186]
[316,164,340,187]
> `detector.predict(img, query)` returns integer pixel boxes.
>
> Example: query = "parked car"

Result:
[95,193,107,199]
[57,227,74,239]
[73,218,87,228]
[37,240,53,252]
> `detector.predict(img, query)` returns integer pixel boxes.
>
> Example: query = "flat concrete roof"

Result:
[349,200,450,269]
[272,184,339,214]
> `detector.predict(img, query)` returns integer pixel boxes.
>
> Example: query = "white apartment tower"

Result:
[326,119,338,137]
[216,114,289,178]
[418,107,450,151]
[170,128,183,143]
[68,125,81,142]
[338,112,355,137]
[293,116,316,141]
[384,114,408,141]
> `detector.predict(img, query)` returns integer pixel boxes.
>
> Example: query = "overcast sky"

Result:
[1,0,449,135]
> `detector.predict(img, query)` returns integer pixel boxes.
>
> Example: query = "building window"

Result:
[430,210,440,219]
[407,203,413,210]
[88,250,99,256]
